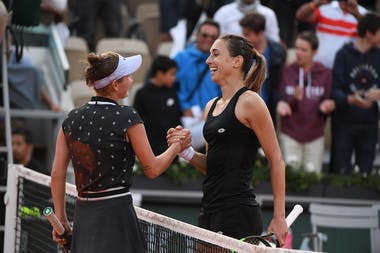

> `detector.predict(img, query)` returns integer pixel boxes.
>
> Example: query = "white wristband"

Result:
[179,147,195,161]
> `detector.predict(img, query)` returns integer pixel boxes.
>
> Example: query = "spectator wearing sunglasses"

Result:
[173,19,222,151]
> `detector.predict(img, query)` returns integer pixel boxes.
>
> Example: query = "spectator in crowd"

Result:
[277,31,335,173]
[134,55,182,157]
[296,0,367,69]
[159,0,232,42]
[7,50,62,111]
[213,0,280,42]
[240,12,286,126]
[40,0,70,44]
[12,127,46,174]
[174,19,221,150]
[270,0,313,47]
[158,0,186,42]
[330,12,380,176]
[70,0,123,51]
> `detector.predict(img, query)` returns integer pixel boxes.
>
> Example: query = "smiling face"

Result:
[196,24,220,53]
[206,39,237,84]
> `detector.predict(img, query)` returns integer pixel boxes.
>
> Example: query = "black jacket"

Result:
[332,42,380,124]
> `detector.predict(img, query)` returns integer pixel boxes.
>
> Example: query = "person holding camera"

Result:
[330,12,380,176]
[296,0,367,69]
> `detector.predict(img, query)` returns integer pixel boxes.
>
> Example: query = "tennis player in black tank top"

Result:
[201,86,263,238]
[167,34,288,246]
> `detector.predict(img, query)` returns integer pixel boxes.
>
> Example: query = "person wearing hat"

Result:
[50,51,191,253]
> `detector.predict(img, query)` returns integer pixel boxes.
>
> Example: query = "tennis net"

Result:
[4,164,313,253]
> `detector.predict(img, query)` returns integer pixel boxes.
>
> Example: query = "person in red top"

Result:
[296,0,367,69]
[277,31,335,173]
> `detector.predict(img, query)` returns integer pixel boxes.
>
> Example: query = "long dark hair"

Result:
[219,34,266,93]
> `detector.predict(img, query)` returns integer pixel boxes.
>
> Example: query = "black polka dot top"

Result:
[62,96,143,194]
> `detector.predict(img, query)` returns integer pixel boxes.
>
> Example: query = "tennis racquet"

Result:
[235,204,304,250]
[43,207,72,253]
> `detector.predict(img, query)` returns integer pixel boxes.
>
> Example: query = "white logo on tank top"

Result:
[166,98,175,107]
[217,128,225,133]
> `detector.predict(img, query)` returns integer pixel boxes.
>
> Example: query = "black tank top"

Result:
[202,87,260,213]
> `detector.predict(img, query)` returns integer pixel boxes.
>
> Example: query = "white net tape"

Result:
[4,164,316,253]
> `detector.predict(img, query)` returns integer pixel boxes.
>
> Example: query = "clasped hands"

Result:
[167,126,192,154]
[349,87,380,109]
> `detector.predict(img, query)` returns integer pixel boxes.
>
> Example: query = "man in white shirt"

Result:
[296,0,367,69]
[213,0,280,42]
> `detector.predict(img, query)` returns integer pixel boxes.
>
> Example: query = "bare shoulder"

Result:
[235,90,269,127]
[237,90,266,111]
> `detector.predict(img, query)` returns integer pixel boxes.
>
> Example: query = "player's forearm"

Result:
[269,159,286,218]
[143,143,181,179]
[189,151,207,175]
[51,170,68,222]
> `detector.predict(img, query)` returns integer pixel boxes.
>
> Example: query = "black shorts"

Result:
[198,205,263,239]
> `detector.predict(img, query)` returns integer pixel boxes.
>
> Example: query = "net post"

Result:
[3,164,19,253]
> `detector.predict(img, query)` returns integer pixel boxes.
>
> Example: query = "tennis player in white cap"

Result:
[50,51,191,253]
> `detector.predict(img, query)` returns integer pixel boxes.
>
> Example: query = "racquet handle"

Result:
[43,207,65,235]
[285,204,303,228]
[234,204,304,251]
[43,207,71,253]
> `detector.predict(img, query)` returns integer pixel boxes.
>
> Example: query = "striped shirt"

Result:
[313,1,367,69]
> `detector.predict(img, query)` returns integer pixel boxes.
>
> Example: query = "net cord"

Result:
[4,164,314,253]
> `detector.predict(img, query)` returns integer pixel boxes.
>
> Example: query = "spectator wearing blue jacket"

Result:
[174,19,221,150]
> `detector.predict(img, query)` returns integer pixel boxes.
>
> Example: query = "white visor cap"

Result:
[93,54,142,89]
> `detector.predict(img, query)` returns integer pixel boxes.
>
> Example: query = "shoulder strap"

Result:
[230,87,248,105]
[184,65,209,102]
[208,97,220,115]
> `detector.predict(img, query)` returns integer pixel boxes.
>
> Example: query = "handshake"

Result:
[166,126,195,161]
